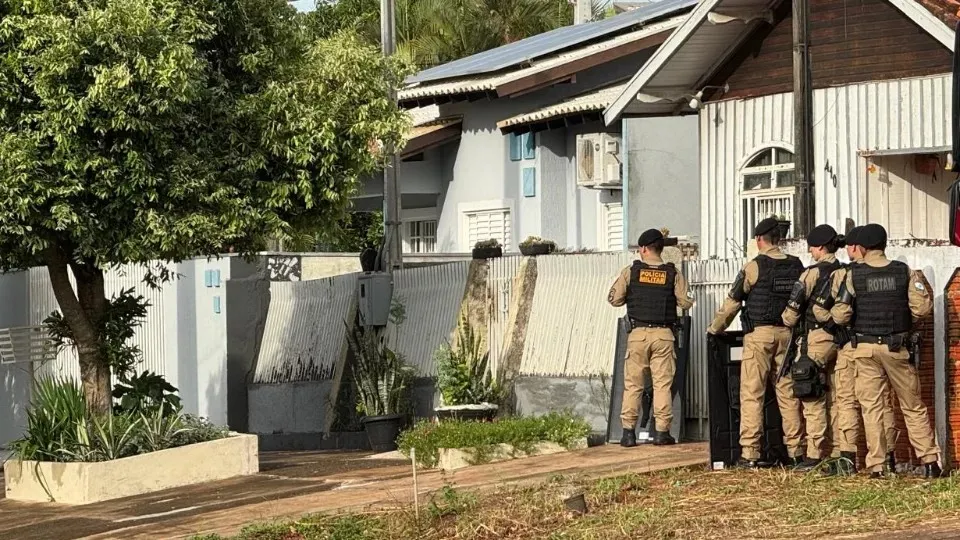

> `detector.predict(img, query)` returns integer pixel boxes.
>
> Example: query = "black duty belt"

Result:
[854,333,908,345]
[808,322,835,333]
[629,319,675,329]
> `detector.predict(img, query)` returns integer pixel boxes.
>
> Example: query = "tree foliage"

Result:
[303,0,604,70]
[0,0,411,413]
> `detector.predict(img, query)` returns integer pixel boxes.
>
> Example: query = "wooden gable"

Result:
[713,0,953,100]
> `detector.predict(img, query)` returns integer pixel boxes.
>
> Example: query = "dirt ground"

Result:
[0,442,708,539]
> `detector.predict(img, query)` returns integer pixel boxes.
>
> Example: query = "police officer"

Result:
[781,224,844,471]
[830,223,942,478]
[608,228,694,447]
[813,226,900,475]
[707,217,805,468]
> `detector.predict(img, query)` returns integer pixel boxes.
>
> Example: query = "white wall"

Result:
[0,272,31,447]
[700,73,952,258]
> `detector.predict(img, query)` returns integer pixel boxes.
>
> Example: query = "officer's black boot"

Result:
[736,458,761,469]
[886,451,897,474]
[620,429,637,448]
[652,431,676,446]
[832,452,857,476]
[784,455,805,469]
[924,462,944,479]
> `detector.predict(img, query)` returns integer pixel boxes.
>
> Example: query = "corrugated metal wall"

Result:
[683,258,742,424]
[700,73,952,259]
[487,256,524,377]
[28,264,174,384]
[388,262,470,376]
[253,274,357,383]
[520,252,633,377]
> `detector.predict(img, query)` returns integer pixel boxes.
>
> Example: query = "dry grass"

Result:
[202,466,960,540]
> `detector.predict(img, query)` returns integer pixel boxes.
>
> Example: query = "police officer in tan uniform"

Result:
[812,226,900,475]
[830,223,942,478]
[608,228,694,447]
[707,218,805,468]
[782,224,844,471]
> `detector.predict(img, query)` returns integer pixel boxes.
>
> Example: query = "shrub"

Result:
[345,323,414,417]
[473,239,501,249]
[113,370,182,416]
[10,377,228,463]
[435,314,500,407]
[397,411,590,468]
[519,235,556,249]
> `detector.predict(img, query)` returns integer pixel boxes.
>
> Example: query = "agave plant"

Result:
[9,377,89,462]
[345,322,415,418]
[435,313,501,406]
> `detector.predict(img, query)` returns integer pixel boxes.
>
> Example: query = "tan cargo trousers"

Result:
[831,346,899,456]
[621,327,676,433]
[852,342,939,472]
[800,329,836,459]
[740,326,804,460]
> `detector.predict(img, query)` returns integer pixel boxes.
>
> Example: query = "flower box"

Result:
[437,437,588,471]
[3,432,258,505]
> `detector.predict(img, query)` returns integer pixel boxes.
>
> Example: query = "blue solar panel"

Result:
[406,0,698,85]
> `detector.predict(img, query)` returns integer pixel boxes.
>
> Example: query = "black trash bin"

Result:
[707,331,789,469]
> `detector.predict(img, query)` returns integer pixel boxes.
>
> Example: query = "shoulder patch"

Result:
[638,268,668,285]
[915,281,926,291]
[686,291,694,299]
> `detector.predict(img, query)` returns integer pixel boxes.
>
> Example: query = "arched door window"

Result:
[740,147,796,247]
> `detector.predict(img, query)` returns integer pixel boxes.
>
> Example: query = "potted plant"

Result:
[345,323,414,452]
[519,236,557,256]
[434,314,501,422]
[773,214,791,238]
[472,239,503,260]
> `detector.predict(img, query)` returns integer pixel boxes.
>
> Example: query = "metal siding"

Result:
[253,274,357,383]
[487,256,524,377]
[388,262,471,376]
[29,264,172,385]
[700,74,951,259]
[682,258,742,423]
[520,252,633,377]
[407,0,697,84]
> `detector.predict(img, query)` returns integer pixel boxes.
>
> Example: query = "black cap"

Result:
[753,217,780,237]
[858,223,887,250]
[637,228,664,247]
[807,224,838,247]
[846,226,862,246]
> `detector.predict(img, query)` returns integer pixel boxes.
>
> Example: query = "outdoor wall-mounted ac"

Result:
[576,133,622,189]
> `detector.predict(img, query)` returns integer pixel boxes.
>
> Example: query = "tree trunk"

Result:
[46,249,112,416]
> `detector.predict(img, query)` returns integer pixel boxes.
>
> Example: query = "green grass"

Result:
[201,466,960,540]
[396,411,591,468]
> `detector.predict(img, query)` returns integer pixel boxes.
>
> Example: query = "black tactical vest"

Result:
[744,254,804,326]
[805,259,842,326]
[851,261,912,336]
[626,261,678,325]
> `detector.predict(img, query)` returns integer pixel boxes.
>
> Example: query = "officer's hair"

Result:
[644,238,664,254]
[759,231,782,245]
[822,237,845,254]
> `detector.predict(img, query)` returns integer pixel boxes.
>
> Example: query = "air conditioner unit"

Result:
[576,133,622,188]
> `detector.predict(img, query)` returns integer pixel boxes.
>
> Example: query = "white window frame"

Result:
[739,146,796,246]
[458,199,516,252]
[401,208,439,254]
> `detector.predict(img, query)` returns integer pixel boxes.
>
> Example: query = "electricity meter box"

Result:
[357,272,393,326]
[707,331,788,469]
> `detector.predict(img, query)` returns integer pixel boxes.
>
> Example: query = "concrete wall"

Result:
[514,377,612,434]
[625,115,700,245]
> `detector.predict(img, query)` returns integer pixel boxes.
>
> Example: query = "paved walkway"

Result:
[0,442,708,539]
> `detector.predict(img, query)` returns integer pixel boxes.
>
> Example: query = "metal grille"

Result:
[0,326,57,365]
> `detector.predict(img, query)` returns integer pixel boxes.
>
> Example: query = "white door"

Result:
[865,154,949,240]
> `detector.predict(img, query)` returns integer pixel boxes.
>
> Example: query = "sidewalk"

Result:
[0,442,708,540]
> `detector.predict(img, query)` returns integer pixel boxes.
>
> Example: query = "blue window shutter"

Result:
[509,133,522,161]
[522,167,536,197]
[522,132,536,160]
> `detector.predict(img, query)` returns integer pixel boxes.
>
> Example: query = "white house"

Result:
[603,0,957,258]
[354,0,703,254]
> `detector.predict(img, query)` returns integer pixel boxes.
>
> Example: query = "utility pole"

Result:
[381,0,402,273]
[792,0,815,236]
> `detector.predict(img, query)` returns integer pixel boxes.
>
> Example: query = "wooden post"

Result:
[792,0,815,236]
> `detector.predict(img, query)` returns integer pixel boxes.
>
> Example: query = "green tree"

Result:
[0,0,409,414]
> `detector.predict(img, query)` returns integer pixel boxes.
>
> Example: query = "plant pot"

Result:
[361,413,404,452]
[519,243,555,256]
[472,246,503,260]
[776,220,791,239]
[435,404,499,422]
